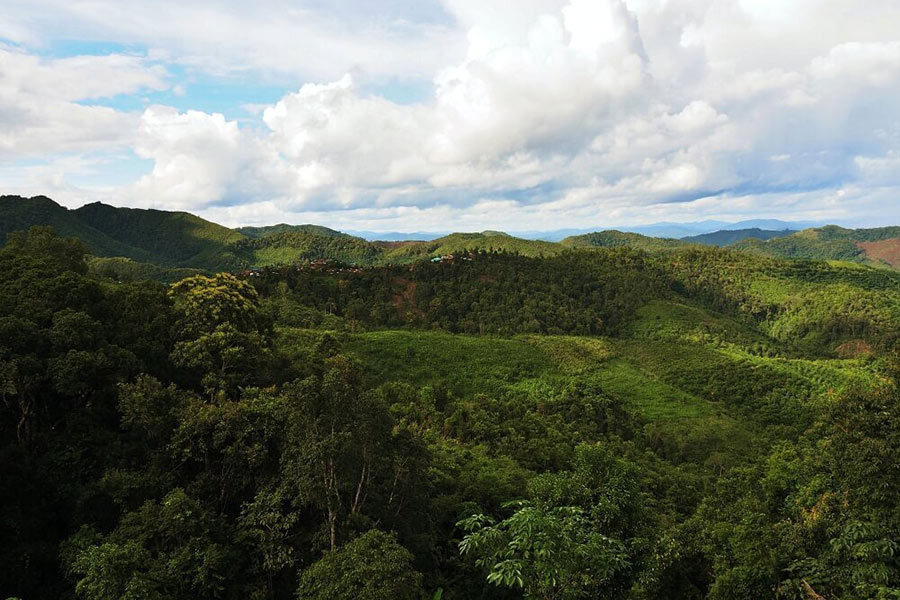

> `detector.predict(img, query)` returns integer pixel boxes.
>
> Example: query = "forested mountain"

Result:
[73,202,246,270]
[382,231,564,260]
[0,195,154,260]
[682,227,795,246]
[232,230,387,266]
[0,195,244,270]
[4,223,900,599]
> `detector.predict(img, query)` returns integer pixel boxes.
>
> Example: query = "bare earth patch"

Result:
[857,238,900,268]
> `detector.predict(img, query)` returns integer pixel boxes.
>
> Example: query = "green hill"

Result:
[235,223,351,239]
[8,195,900,277]
[561,230,686,250]
[0,195,155,260]
[682,228,795,246]
[383,231,563,261]
[6,220,900,600]
[73,202,246,270]
[87,256,206,283]
[232,231,386,266]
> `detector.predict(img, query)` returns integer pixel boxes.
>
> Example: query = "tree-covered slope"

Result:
[231,231,387,266]
[9,195,900,276]
[732,225,900,268]
[0,195,156,260]
[6,227,900,600]
[258,245,900,356]
[235,223,352,239]
[682,227,795,246]
[73,202,247,270]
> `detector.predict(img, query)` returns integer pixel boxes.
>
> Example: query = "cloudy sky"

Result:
[2,0,900,231]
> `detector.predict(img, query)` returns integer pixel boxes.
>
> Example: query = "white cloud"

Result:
[132,106,289,210]
[0,46,168,158]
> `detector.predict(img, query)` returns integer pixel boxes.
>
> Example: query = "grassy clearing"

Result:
[588,358,718,421]
[277,297,879,428]
[342,330,555,398]
[339,328,720,421]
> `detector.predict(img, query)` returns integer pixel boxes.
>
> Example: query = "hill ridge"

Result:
[4,194,900,273]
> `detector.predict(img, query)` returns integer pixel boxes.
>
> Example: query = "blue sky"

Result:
[2,0,900,231]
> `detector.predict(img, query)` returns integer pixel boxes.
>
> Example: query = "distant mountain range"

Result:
[2,195,899,278]
[348,219,823,242]
[616,219,821,240]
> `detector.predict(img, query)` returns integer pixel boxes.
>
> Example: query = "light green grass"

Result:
[588,358,718,421]
[343,330,556,398]
[277,297,880,426]
[340,328,720,421]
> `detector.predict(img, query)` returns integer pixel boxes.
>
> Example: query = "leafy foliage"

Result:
[297,530,424,600]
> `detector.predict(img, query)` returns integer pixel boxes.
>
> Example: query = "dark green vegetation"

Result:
[682,227,795,246]
[4,212,900,599]
[384,231,564,260]
[0,195,244,272]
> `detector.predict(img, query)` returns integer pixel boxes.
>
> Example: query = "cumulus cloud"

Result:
[132,106,290,210]
[6,0,900,229]
[0,46,168,158]
[130,0,654,214]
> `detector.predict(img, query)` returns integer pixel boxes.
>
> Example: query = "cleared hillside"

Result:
[732,225,900,268]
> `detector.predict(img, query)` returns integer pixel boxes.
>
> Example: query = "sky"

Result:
[2,0,900,232]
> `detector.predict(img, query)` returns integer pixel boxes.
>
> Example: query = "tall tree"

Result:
[168,273,273,398]
[280,359,393,551]
[296,529,423,600]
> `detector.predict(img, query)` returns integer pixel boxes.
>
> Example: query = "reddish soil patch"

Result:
[391,277,418,312]
[858,238,900,268]
[835,339,874,358]
[374,241,424,249]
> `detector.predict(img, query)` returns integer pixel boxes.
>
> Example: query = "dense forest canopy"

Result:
[2,225,900,599]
